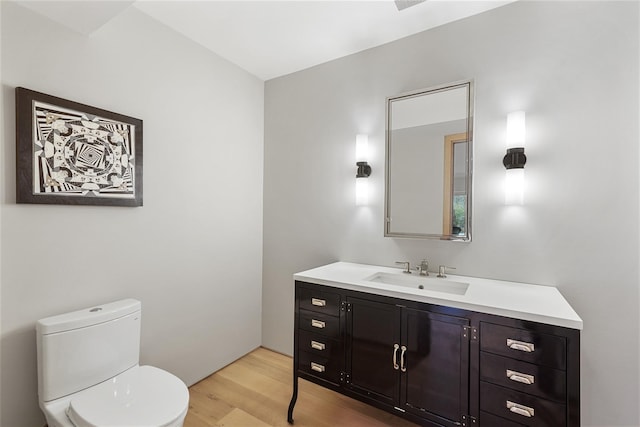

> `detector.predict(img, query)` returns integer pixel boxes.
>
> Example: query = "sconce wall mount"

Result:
[356,161,372,178]
[503,147,527,170]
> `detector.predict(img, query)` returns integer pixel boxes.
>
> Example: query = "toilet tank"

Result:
[36,299,142,402]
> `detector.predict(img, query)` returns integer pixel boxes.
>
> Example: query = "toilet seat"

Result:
[66,365,189,427]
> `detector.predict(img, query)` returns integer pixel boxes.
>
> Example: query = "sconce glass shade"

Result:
[505,168,524,205]
[504,111,526,205]
[355,134,370,206]
[506,111,526,149]
[356,134,369,162]
[356,177,369,206]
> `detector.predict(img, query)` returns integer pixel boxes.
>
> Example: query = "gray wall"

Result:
[1,2,264,426]
[263,2,639,426]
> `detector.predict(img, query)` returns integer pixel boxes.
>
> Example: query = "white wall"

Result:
[0,2,264,426]
[263,2,639,426]
[0,2,4,423]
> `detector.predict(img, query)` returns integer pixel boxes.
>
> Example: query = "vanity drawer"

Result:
[480,411,527,427]
[299,286,341,316]
[298,329,343,357]
[480,352,566,402]
[299,310,340,338]
[480,381,566,427]
[299,350,342,385]
[481,323,567,370]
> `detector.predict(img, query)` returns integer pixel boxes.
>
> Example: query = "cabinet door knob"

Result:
[506,338,535,353]
[311,298,326,307]
[506,401,535,418]
[400,345,407,372]
[506,369,535,385]
[392,344,400,370]
[311,319,326,329]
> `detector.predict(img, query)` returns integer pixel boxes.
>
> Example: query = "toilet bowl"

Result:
[37,299,189,427]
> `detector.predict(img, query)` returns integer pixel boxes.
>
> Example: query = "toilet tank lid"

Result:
[37,299,141,335]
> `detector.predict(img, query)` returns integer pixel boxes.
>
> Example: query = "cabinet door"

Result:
[401,308,470,424]
[346,297,401,407]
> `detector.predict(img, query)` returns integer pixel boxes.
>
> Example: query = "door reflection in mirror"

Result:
[444,134,468,237]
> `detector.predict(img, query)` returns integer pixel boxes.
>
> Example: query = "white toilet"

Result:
[36,299,189,427]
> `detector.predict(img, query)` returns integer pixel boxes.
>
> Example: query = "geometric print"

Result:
[33,100,136,199]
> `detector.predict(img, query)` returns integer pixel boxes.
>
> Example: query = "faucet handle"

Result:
[395,261,411,274]
[437,265,456,278]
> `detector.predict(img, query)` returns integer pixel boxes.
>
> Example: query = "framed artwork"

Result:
[15,87,143,206]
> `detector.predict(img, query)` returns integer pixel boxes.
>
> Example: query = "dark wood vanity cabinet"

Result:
[288,281,580,427]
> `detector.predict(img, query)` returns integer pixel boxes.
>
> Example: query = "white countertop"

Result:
[294,262,583,330]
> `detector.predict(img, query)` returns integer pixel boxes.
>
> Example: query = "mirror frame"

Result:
[384,80,474,241]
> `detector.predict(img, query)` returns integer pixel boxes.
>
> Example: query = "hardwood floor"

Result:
[183,347,419,427]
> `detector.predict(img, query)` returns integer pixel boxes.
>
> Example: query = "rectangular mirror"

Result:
[385,80,474,241]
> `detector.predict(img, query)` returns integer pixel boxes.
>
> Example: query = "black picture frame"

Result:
[15,87,143,207]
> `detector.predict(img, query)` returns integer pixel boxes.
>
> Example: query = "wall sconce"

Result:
[503,111,526,205]
[355,134,371,206]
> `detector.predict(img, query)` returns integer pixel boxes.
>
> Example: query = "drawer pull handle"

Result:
[311,340,326,351]
[507,338,535,353]
[392,344,400,370]
[311,298,326,307]
[310,362,325,373]
[507,369,535,385]
[400,345,407,372]
[311,319,325,329]
[506,401,534,418]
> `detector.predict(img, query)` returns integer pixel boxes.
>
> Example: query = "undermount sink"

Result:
[365,272,469,295]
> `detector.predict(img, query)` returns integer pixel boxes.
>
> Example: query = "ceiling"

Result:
[15,0,515,81]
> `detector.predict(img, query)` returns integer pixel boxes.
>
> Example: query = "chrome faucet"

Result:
[418,259,429,276]
[395,261,411,274]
